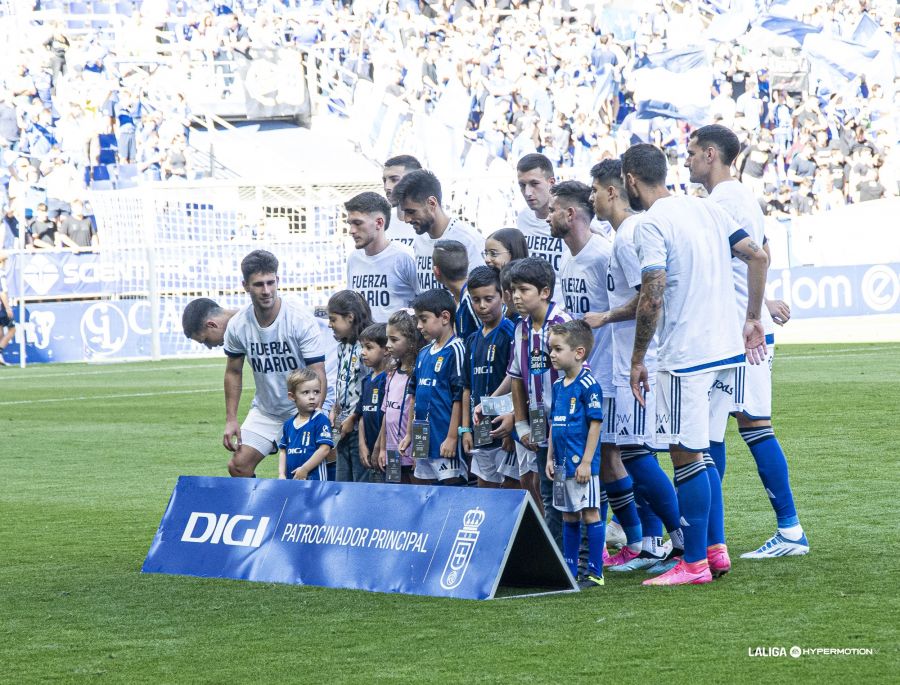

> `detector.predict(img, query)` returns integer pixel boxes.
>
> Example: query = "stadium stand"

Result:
[0,0,896,261]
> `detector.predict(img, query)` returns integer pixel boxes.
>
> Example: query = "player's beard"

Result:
[626,185,644,212]
[548,219,568,240]
[413,215,434,236]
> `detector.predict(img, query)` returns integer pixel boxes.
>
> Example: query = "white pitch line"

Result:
[779,345,899,361]
[1,362,223,380]
[0,388,221,406]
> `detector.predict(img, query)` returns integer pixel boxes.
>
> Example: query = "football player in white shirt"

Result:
[588,159,685,572]
[345,191,418,323]
[393,169,485,292]
[515,153,567,302]
[181,250,328,478]
[623,144,769,586]
[686,124,808,559]
[547,180,644,559]
[382,154,421,248]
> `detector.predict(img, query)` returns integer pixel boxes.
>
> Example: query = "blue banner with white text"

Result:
[142,477,547,600]
[765,263,900,319]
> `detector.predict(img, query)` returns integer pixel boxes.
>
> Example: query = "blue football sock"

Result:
[709,440,727,481]
[673,460,710,564]
[600,488,609,523]
[703,453,726,546]
[604,475,641,546]
[740,426,800,529]
[563,521,581,578]
[585,520,606,577]
[622,450,682,540]
[634,490,663,538]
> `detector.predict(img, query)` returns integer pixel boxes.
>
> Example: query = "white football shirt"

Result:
[634,195,746,374]
[516,207,567,302]
[347,241,418,323]
[607,213,658,385]
[413,217,485,292]
[224,295,328,422]
[389,206,417,248]
[708,179,775,335]
[560,233,614,393]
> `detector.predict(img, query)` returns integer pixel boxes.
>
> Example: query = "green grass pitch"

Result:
[2,343,898,683]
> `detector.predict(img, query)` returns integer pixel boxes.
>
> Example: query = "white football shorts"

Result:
[241,406,285,456]
[553,474,602,513]
[656,367,743,452]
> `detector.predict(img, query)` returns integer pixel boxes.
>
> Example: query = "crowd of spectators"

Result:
[1,8,196,250]
[149,0,900,216]
[1,0,898,253]
[307,0,898,217]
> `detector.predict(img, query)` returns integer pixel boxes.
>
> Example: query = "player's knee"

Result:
[735,414,772,429]
[581,508,601,524]
[228,457,254,478]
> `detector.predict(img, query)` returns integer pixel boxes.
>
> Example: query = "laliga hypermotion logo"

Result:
[440,508,485,590]
[181,512,270,548]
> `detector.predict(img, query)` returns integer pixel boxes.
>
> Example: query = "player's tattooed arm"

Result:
[732,236,769,322]
[630,269,664,405]
[731,238,764,266]
[632,269,666,362]
[584,292,640,328]
[733,235,770,363]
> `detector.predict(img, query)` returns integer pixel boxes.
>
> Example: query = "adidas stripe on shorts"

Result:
[709,336,774,442]
[655,367,743,452]
[553,475,602,513]
[515,441,538,476]
[612,383,663,449]
[470,446,516,484]
[414,456,468,482]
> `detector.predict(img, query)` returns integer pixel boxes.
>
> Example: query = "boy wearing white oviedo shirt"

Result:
[181,250,329,479]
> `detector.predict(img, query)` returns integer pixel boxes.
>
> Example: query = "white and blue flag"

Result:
[631,46,712,125]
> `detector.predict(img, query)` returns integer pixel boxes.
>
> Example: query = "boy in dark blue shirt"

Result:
[460,266,517,488]
[278,368,334,481]
[355,323,388,481]
[545,320,605,588]
[401,289,467,485]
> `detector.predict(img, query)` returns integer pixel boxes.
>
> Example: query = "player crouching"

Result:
[545,320,606,588]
